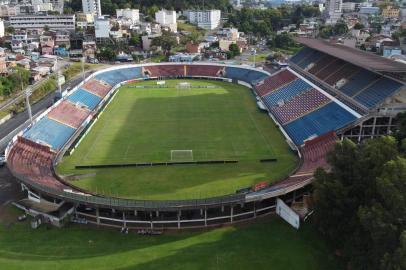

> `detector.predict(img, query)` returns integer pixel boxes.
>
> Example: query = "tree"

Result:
[151,31,177,55]
[228,43,240,58]
[353,23,365,30]
[313,136,406,269]
[97,47,116,61]
[6,26,15,34]
[129,33,141,47]
[333,22,348,35]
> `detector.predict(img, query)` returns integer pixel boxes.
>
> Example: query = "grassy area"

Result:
[248,54,269,62]
[58,79,297,200]
[63,63,104,81]
[0,207,340,270]
[178,22,205,34]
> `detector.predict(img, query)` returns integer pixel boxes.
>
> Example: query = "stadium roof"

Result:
[294,37,406,73]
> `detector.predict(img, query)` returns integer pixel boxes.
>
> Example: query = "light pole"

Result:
[25,86,33,124]
[81,56,86,81]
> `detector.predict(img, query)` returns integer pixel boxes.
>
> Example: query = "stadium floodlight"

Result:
[171,150,193,162]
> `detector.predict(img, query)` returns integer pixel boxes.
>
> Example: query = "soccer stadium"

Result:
[5,38,406,230]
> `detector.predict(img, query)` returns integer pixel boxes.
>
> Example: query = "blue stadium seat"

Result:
[290,47,313,65]
[262,79,311,107]
[225,67,268,84]
[354,77,403,108]
[339,70,379,97]
[95,67,142,86]
[297,50,323,69]
[23,117,76,150]
[68,89,102,110]
[283,102,357,145]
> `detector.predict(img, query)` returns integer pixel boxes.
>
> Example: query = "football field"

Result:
[57,79,297,199]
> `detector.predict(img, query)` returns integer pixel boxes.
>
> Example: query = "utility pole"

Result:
[24,85,33,124]
[81,56,86,81]
[56,57,62,96]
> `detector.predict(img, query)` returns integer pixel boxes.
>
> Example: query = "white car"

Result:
[0,155,6,166]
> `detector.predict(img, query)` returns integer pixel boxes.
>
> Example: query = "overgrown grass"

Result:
[57,79,297,200]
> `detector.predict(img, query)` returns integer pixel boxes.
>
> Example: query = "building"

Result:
[0,48,7,74]
[155,10,177,32]
[186,10,221,30]
[324,0,342,24]
[95,16,110,40]
[382,6,400,18]
[359,6,380,15]
[82,0,101,16]
[76,12,94,29]
[341,2,356,12]
[116,8,139,23]
[0,20,4,38]
[9,14,75,30]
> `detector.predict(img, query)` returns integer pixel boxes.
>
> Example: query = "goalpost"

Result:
[176,82,191,89]
[171,150,193,162]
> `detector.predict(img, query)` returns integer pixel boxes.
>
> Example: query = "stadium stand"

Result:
[67,88,102,110]
[283,102,356,145]
[324,63,360,86]
[144,65,185,77]
[255,132,337,194]
[225,66,268,84]
[95,67,142,85]
[308,55,335,75]
[255,69,297,97]
[289,47,314,65]
[354,77,403,108]
[316,59,346,80]
[7,137,65,190]
[295,50,323,69]
[262,79,312,107]
[338,69,380,97]
[47,101,91,129]
[23,117,76,150]
[270,88,331,124]
[81,79,112,98]
[186,65,224,77]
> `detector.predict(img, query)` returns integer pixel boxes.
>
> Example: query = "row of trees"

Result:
[313,114,406,270]
[226,6,320,37]
[67,0,232,16]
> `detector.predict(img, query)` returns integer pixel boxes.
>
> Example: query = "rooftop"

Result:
[294,37,406,73]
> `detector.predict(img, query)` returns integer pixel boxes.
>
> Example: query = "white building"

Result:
[324,0,342,24]
[0,20,4,38]
[186,10,221,30]
[95,16,110,39]
[82,0,101,16]
[116,8,139,23]
[155,10,177,32]
[9,14,75,30]
[341,2,355,12]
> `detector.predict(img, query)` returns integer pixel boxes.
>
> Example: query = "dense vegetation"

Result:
[0,67,30,98]
[312,113,406,270]
[226,6,320,37]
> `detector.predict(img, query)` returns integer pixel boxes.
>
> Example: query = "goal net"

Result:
[171,150,193,162]
[176,82,191,89]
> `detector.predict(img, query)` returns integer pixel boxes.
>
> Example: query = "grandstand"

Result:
[290,38,406,112]
[7,58,400,229]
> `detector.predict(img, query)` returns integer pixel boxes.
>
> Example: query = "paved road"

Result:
[0,72,90,152]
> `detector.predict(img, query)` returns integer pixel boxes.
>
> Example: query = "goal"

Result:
[176,82,191,89]
[171,150,193,162]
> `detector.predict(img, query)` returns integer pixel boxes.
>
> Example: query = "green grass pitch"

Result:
[57,79,297,200]
[0,207,339,270]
